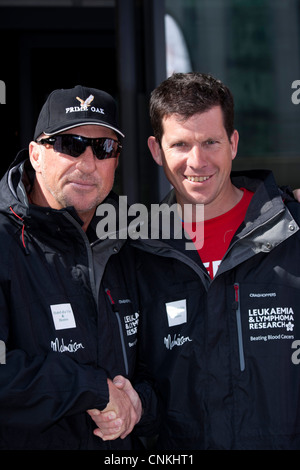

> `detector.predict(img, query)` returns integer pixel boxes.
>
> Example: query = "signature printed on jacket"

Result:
[51,337,85,353]
[164,333,192,350]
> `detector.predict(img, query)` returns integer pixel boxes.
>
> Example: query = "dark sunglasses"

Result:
[37,134,122,160]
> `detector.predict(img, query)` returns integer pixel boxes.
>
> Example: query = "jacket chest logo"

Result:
[50,303,76,330]
[165,299,187,327]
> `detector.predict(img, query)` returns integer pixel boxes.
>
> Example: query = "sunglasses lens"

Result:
[93,138,119,160]
[54,135,86,158]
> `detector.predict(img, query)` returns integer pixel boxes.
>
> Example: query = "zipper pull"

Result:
[233,283,239,309]
[105,288,116,312]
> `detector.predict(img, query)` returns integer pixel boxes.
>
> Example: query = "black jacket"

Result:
[0,150,143,450]
[134,170,300,449]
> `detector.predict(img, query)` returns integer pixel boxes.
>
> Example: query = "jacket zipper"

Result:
[105,288,129,375]
[63,211,98,303]
[233,283,245,372]
[63,212,129,375]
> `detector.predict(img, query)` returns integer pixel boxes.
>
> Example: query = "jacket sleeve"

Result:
[0,289,109,431]
[133,378,160,437]
[0,351,109,431]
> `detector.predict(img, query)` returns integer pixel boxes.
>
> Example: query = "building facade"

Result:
[0,0,299,205]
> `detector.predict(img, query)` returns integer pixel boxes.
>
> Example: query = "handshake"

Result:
[87,376,142,440]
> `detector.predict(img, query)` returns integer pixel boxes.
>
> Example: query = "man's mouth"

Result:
[68,180,96,190]
[185,175,210,182]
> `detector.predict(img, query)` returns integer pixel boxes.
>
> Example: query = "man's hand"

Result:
[87,376,142,441]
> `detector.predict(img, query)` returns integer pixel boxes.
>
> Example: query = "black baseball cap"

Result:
[33,85,124,141]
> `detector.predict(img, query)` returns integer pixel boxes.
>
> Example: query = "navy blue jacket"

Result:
[0,151,144,450]
[134,170,300,449]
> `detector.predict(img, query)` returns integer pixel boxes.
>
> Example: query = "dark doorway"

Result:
[0,6,118,179]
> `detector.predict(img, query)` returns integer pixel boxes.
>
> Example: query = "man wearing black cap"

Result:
[93,72,300,450]
[0,85,145,450]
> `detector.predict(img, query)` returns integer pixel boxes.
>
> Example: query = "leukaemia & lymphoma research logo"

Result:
[0,81,5,104]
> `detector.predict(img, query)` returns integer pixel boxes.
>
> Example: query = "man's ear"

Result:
[29,141,43,173]
[147,136,163,166]
[230,129,239,162]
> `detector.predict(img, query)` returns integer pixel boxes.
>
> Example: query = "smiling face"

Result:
[29,125,119,229]
[148,106,241,220]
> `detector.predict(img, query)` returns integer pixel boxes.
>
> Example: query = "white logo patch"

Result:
[65,95,105,115]
[50,303,76,330]
[166,299,187,327]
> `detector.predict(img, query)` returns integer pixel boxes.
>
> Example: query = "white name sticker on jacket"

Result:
[166,299,187,327]
[50,303,76,330]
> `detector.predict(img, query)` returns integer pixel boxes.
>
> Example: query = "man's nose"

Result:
[75,146,97,173]
[187,144,208,169]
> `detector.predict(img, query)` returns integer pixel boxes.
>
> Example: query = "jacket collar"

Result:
[132,170,299,275]
[160,169,289,232]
